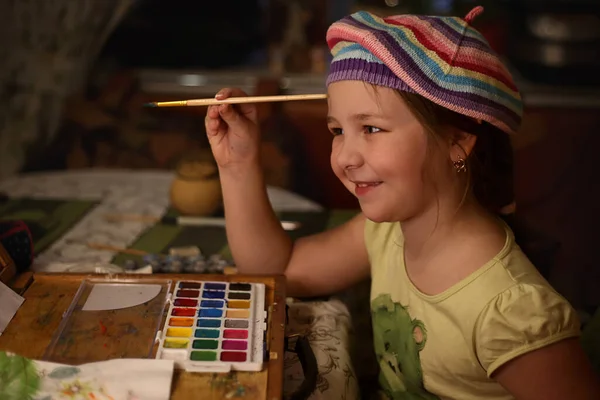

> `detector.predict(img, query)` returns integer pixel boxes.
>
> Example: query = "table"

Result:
[0,169,361,400]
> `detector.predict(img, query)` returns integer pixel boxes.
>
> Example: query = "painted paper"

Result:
[0,352,174,400]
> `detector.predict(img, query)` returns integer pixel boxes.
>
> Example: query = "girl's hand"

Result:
[205,88,261,170]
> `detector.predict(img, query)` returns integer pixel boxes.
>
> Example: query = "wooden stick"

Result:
[144,93,327,108]
[104,213,301,231]
[85,242,150,256]
[104,213,159,223]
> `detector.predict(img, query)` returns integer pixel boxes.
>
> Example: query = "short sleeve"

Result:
[474,283,581,377]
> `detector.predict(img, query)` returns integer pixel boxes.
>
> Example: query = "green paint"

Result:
[0,351,41,400]
[193,339,219,350]
[47,366,80,379]
[195,329,220,339]
[190,351,217,361]
[164,340,189,349]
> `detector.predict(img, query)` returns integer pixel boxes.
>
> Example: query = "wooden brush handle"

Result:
[86,242,149,256]
[104,214,159,223]
[153,94,327,107]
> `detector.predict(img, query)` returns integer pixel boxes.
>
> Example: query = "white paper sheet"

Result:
[33,358,174,400]
[0,280,24,336]
[82,283,161,311]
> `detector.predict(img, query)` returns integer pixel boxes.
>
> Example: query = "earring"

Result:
[453,157,467,173]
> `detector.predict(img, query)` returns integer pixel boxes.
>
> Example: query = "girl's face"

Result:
[327,81,453,223]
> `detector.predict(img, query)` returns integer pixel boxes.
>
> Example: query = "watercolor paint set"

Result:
[155,280,267,373]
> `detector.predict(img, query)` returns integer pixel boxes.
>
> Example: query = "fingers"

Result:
[205,87,258,139]
[215,87,247,100]
[217,104,244,128]
[215,87,258,124]
[205,105,223,137]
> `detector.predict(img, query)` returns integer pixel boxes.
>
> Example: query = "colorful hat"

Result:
[326,6,522,135]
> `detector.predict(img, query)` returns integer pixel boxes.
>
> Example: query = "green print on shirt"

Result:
[371,293,440,400]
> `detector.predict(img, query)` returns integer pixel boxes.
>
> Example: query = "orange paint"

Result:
[169,317,194,327]
[226,309,249,319]
[227,300,250,309]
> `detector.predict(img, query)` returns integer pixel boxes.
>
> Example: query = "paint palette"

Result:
[155,280,267,373]
[43,278,173,365]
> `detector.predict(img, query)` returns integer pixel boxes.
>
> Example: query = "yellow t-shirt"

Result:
[365,219,580,400]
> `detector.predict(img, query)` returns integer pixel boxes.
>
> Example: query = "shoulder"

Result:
[474,281,581,377]
[473,221,550,292]
[364,219,402,261]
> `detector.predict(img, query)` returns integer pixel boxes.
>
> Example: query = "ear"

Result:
[449,130,477,160]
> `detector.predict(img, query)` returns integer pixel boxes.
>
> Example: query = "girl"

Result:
[204,6,600,400]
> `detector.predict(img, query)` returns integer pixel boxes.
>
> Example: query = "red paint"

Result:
[223,329,248,339]
[179,282,201,289]
[171,308,196,317]
[176,289,200,298]
[174,298,197,307]
[222,340,248,351]
[220,351,247,362]
[99,321,107,335]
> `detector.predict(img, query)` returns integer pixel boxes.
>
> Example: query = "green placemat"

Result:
[0,198,99,254]
[111,209,360,266]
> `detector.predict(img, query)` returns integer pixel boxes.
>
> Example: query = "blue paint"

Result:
[195,329,220,338]
[197,319,221,328]
[199,308,222,318]
[200,300,224,308]
[204,283,226,290]
[203,290,225,299]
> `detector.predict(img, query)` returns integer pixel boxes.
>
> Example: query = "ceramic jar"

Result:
[169,152,221,216]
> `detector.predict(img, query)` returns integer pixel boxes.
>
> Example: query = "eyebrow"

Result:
[326,113,384,124]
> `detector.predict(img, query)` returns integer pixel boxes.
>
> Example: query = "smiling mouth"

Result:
[354,182,382,187]
[352,181,382,197]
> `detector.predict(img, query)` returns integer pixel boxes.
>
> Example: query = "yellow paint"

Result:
[226,309,249,319]
[166,327,193,337]
[227,300,250,309]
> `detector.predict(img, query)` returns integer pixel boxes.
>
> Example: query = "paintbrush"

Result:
[104,213,301,231]
[144,93,327,108]
[83,242,151,256]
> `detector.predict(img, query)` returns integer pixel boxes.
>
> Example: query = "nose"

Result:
[334,135,363,170]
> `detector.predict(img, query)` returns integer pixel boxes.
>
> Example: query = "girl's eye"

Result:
[330,127,343,136]
[365,126,381,134]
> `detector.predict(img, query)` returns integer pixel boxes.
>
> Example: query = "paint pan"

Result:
[155,280,267,373]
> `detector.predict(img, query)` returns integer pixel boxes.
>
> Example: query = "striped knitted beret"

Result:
[326,6,523,135]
